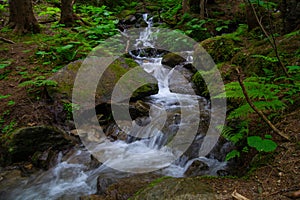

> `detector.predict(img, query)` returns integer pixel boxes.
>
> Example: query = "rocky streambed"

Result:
[0,14,235,200]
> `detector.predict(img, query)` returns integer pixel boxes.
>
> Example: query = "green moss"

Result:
[131,176,171,199]
[192,71,208,97]
[201,36,242,63]
[118,9,136,18]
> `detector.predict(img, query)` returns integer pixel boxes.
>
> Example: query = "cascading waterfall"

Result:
[2,14,228,200]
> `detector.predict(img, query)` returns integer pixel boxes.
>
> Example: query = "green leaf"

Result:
[56,44,74,53]
[8,100,15,106]
[0,61,12,69]
[225,150,240,161]
[247,136,277,152]
[216,25,228,32]
[0,94,11,99]
[287,65,300,72]
[264,134,272,139]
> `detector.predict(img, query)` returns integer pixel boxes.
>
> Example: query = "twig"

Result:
[246,0,290,77]
[232,190,250,200]
[267,186,300,197]
[236,68,291,141]
[0,36,15,44]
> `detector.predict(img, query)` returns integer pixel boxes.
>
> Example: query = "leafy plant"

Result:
[1,120,16,134]
[55,44,78,61]
[249,0,277,10]
[215,69,299,160]
[0,94,11,99]
[63,103,80,120]
[225,150,240,160]
[251,54,278,63]
[247,135,277,152]
[216,76,286,120]
[38,7,60,17]
[19,76,57,94]
[0,60,12,69]
[7,100,15,106]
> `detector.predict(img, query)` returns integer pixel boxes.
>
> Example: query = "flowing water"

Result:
[1,14,228,200]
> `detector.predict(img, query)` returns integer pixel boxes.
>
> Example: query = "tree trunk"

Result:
[200,0,205,19]
[182,0,190,13]
[60,0,75,26]
[281,0,300,33]
[8,0,40,34]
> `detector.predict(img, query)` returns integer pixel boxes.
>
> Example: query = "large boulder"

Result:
[132,177,217,199]
[80,174,160,200]
[47,57,158,106]
[2,126,73,164]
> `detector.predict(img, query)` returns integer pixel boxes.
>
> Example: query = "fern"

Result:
[19,76,57,88]
[228,100,285,119]
[216,76,282,105]
[219,125,245,144]
[251,55,279,63]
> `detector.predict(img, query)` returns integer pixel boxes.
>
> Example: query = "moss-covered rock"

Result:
[132,177,217,199]
[162,52,186,68]
[2,126,73,164]
[47,57,158,106]
[200,35,242,64]
[95,174,160,200]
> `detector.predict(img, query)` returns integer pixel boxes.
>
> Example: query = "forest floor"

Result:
[1,27,299,200]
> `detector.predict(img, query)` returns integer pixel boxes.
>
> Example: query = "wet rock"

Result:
[169,65,195,95]
[0,169,28,197]
[97,177,117,195]
[89,154,102,169]
[31,148,59,169]
[217,169,230,177]
[207,138,235,161]
[129,100,150,119]
[132,177,217,199]
[4,126,73,164]
[104,123,128,141]
[162,52,186,68]
[183,63,198,73]
[130,83,158,101]
[122,15,137,25]
[184,160,209,177]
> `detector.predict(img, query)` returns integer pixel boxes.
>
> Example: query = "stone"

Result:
[162,52,186,68]
[98,174,160,200]
[47,57,158,108]
[97,177,117,195]
[133,177,217,199]
[4,126,73,163]
[129,100,150,119]
[184,160,209,177]
[31,149,58,169]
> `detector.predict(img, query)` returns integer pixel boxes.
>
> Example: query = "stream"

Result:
[2,14,229,200]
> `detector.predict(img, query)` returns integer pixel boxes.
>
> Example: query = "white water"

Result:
[2,14,228,199]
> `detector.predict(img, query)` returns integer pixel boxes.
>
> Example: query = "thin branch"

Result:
[232,190,250,200]
[236,68,291,141]
[246,0,290,77]
[0,36,15,44]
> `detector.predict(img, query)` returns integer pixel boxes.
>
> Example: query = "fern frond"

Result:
[228,100,286,119]
[220,125,246,144]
